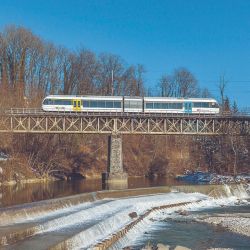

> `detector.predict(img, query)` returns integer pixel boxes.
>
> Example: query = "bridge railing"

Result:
[1,108,250,118]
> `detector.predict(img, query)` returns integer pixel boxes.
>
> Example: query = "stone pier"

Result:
[103,134,128,189]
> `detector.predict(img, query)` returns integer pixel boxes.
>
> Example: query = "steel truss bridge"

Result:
[0,108,249,135]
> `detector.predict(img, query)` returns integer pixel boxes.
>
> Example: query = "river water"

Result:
[129,204,250,250]
[0,177,183,207]
[0,181,249,250]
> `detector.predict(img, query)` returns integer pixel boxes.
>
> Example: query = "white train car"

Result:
[42,95,220,114]
[144,97,220,114]
[124,97,143,113]
[42,95,123,112]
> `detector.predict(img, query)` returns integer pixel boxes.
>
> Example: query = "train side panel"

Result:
[42,95,220,114]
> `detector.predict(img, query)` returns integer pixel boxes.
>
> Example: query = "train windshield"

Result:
[43,99,51,105]
[211,102,219,108]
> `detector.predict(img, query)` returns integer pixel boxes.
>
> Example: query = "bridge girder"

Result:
[0,114,249,135]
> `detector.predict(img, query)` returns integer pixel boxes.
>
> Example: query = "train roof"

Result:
[44,95,122,100]
[44,95,217,102]
[144,97,217,102]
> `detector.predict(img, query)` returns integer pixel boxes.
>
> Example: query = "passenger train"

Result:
[42,95,220,114]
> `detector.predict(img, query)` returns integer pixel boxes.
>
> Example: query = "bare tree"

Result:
[158,68,199,98]
[232,100,238,114]
[173,68,199,97]
[201,87,212,98]
[75,48,99,95]
[123,64,146,96]
[97,53,125,95]
[218,74,228,110]
[158,74,174,97]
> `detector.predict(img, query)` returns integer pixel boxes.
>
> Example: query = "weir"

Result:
[0,184,249,249]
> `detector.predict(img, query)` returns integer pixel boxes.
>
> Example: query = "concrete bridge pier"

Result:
[102,134,128,189]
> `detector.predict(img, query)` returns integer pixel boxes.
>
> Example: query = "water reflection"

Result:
[0,177,183,208]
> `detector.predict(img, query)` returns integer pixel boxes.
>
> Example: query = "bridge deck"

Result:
[0,109,249,135]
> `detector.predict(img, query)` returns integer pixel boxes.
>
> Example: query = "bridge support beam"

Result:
[102,134,128,189]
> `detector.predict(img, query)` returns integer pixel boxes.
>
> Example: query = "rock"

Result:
[177,210,189,216]
[157,243,170,250]
[0,167,3,175]
[13,172,20,182]
[128,211,138,219]
[150,218,157,222]
[141,243,153,250]
[174,246,191,250]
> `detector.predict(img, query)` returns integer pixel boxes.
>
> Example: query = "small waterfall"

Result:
[231,183,249,198]
[39,199,132,233]
[110,184,250,250]
[208,184,249,199]
[1,184,249,249]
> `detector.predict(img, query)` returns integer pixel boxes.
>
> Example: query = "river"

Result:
[0,177,183,207]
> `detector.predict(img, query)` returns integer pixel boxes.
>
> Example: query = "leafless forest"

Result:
[0,26,249,183]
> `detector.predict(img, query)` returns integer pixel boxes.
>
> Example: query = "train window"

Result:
[176,103,183,109]
[90,101,98,107]
[62,100,71,105]
[114,101,121,108]
[83,100,89,107]
[125,100,142,109]
[44,99,54,105]
[43,99,49,105]
[106,101,113,108]
[154,103,161,109]
[168,103,173,109]
[167,103,183,109]
[193,102,210,108]
[98,101,106,108]
[161,103,167,109]
[131,101,141,109]
[211,102,219,108]
[146,102,153,109]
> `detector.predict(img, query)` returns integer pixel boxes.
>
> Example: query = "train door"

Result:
[72,99,81,112]
[184,102,192,114]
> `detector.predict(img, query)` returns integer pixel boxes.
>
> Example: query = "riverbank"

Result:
[200,213,250,237]
[0,177,57,187]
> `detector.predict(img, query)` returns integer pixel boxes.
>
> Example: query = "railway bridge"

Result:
[0,108,250,183]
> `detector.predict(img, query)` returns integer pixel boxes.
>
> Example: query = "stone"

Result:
[174,246,191,250]
[107,135,128,184]
[128,212,138,219]
[157,243,170,250]
[0,167,3,175]
[141,243,153,250]
[177,210,189,216]
[108,135,123,174]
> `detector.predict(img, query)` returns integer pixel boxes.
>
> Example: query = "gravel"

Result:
[200,213,250,237]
